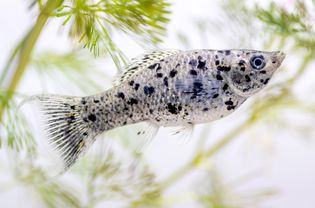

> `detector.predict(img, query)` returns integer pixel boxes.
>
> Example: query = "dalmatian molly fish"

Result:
[33,49,285,172]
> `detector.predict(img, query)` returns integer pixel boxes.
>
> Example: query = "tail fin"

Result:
[31,94,97,174]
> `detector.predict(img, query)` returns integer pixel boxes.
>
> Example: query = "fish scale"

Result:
[30,49,285,173]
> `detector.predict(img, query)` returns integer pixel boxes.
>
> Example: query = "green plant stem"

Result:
[0,0,63,122]
[0,39,25,86]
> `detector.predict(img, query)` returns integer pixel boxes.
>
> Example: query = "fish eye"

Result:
[250,55,265,70]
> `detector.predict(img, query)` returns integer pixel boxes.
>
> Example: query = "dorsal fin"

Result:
[113,49,181,86]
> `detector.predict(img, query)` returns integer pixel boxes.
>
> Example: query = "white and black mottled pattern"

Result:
[32,49,285,172]
[113,49,181,86]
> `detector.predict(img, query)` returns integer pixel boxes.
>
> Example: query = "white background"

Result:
[1,0,315,207]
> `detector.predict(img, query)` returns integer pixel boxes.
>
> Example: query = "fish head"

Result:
[220,50,285,97]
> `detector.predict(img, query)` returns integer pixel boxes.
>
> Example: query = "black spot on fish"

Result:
[88,114,96,122]
[215,60,220,65]
[130,66,138,70]
[197,60,206,70]
[193,81,203,95]
[170,69,178,78]
[81,99,86,105]
[143,86,155,96]
[129,80,134,86]
[212,93,219,98]
[203,108,209,112]
[217,66,231,72]
[164,77,169,87]
[148,63,160,70]
[70,105,75,110]
[190,70,197,75]
[263,78,270,85]
[238,60,246,71]
[225,50,231,55]
[83,132,88,136]
[227,106,233,110]
[94,99,100,103]
[127,98,138,105]
[67,115,75,123]
[167,103,182,115]
[245,75,251,82]
[216,74,223,80]
[222,84,229,91]
[156,73,163,78]
[260,70,266,74]
[116,92,125,99]
[64,129,72,135]
[134,83,140,90]
[238,60,246,65]
[149,109,154,114]
[176,63,180,68]
[190,94,197,99]
[225,100,233,106]
[224,99,237,110]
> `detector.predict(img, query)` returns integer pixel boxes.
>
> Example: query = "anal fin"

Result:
[134,122,160,153]
[169,124,194,145]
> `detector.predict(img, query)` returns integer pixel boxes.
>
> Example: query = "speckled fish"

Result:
[33,49,285,172]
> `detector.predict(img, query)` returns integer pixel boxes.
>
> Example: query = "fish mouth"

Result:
[274,51,286,64]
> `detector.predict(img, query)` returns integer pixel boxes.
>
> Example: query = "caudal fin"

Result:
[31,94,97,174]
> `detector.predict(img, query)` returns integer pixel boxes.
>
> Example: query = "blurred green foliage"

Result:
[0,91,35,153]
[255,1,315,49]
[196,168,276,208]
[1,0,315,207]
[30,51,108,93]
[55,0,171,66]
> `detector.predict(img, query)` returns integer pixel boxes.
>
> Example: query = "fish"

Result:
[31,49,285,173]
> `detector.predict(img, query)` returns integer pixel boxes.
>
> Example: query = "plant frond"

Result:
[54,0,171,67]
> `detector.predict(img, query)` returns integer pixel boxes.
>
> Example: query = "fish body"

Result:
[35,49,285,172]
